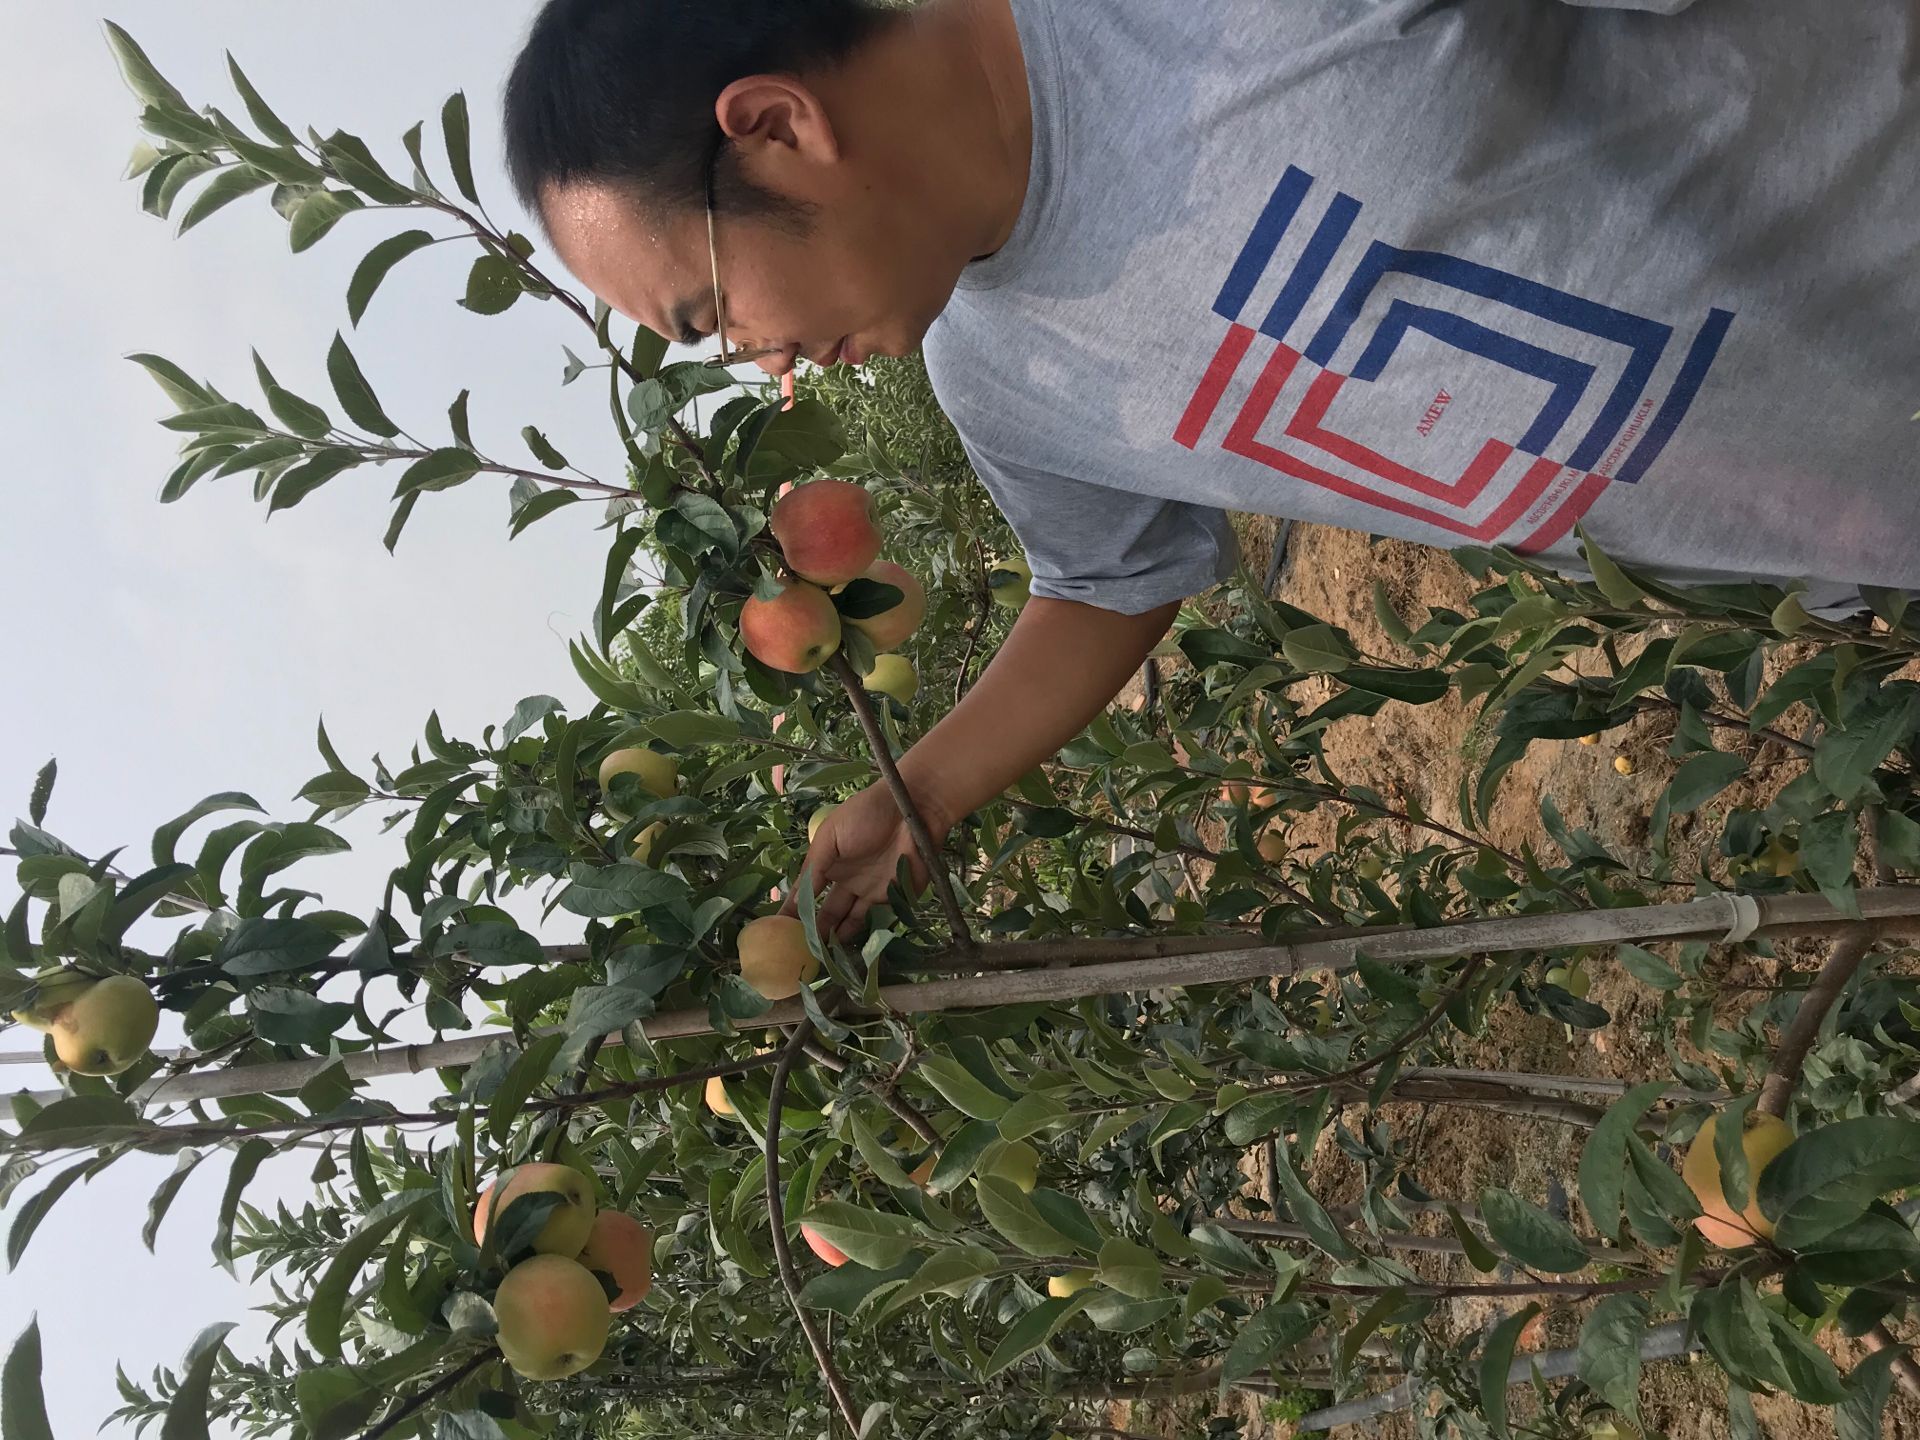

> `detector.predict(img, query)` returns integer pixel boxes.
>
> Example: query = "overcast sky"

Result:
[0,7,713,1433]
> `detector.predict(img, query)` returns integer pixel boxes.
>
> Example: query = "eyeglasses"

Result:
[700,142,778,370]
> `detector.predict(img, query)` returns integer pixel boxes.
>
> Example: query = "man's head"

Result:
[503,0,1024,373]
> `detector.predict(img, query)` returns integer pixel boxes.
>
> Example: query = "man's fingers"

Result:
[834,893,874,942]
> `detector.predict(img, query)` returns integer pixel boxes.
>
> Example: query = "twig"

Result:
[1310,954,1487,1090]
[801,1041,940,1145]
[829,653,975,950]
[763,1019,863,1433]
[1860,1322,1920,1401]
[360,1348,495,1440]
[1293,1322,1696,1432]
[1755,926,1882,1118]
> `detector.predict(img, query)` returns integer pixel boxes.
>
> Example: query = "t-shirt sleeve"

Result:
[959,439,1239,615]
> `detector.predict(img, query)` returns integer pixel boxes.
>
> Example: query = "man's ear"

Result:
[715,75,842,166]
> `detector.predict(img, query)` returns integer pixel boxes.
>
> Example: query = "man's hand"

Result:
[782,779,951,939]
[781,593,1179,940]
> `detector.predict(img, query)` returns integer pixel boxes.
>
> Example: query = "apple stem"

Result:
[829,653,976,951]
[762,1018,865,1433]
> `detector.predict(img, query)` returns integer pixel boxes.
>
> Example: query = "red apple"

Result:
[847,561,927,649]
[770,480,882,586]
[741,581,841,673]
[800,1222,849,1268]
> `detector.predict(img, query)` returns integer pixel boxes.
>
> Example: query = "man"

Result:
[504,0,1919,937]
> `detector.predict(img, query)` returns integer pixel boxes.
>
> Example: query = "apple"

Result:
[578,1210,654,1312]
[1354,854,1386,881]
[48,975,158,1077]
[11,970,100,1033]
[472,1162,597,1258]
[1544,965,1591,998]
[907,1154,937,1189]
[989,555,1032,610]
[1614,755,1635,776]
[737,915,820,1000]
[800,1222,849,1268]
[807,804,836,844]
[631,821,667,867]
[1047,1269,1096,1299]
[985,1140,1039,1193]
[1255,828,1288,864]
[1683,1113,1795,1248]
[864,653,918,704]
[847,561,927,649]
[1218,781,1276,809]
[769,479,882,586]
[494,1254,612,1380]
[704,1074,736,1118]
[597,747,678,821]
[741,581,842,674]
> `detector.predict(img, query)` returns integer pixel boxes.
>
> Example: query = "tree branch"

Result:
[829,653,974,950]
[359,1348,495,1440]
[1756,925,1883,1118]
[762,1019,864,1432]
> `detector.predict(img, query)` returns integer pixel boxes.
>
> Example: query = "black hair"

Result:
[502,0,900,230]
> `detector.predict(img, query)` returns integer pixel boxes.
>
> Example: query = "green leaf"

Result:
[1617,944,1682,991]
[19,1095,140,1145]
[1281,624,1352,675]
[0,1318,54,1440]
[1664,750,1748,813]
[6,1160,94,1270]
[1270,1142,1357,1261]
[796,1200,917,1270]
[1445,1204,1500,1272]
[974,1176,1078,1257]
[102,862,197,942]
[214,916,342,975]
[1095,1238,1162,1300]
[1371,578,1414,645]
[212,1139,274,1275]
[288,189,363,253]
[267,449,358,514]
[1576,525,1650,608]
[1478,1302,1542,1440]
[984,1294,1089,1377]
[225,53,298,146]
[248,987,353,1047]
[306,1193,434,1358]
[441,92,479,204]
[798,1255,921,1316]
[916,1053,1010,1121]
[557,862,691,918]
[160,1322,238,1440]
[265,384,331,439]
[1479,1187,1589,1272]
[508,486,580,538]
[1219,1300,1313,1391]
[1837,1346,1898,1440]
[125,351,213,411]
[142,1150,205,1252]
[460,255,520,315]
[1576,1294,1646,1419]
[1755,1300,1846,1403]
[383,492,420,553]
[521,426,568,471]
[393,447,480,498]
[347,229,435,326]
[293,1365,381,1440]
[1758,1116,1920,1248]
[325,333,398,437]
[176,165,273,235]
[1578,1082,1673,1241]
[997,1092,1069,1141]
[103,23,190,111]
[487,1031,566,1144]
[1794,1208,1920,1284]
[848,1108,915,1189]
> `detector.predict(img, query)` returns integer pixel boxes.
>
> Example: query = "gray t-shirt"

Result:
[923,0,1920,615]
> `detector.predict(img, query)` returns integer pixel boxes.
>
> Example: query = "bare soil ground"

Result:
[1111,517,1920,1440]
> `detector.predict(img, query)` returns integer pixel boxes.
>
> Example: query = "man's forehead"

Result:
[543,180,694,330]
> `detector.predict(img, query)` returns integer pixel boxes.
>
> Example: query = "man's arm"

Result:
[793,594,1178,936]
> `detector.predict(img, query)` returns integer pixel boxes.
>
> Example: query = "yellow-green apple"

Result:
[986,1140,1039,1193]
[769,479,881,586]
[847,561,926,648]
[1256,828,1288,864]
[989,555,1032,610]
[807,804,836,844]
[472,1162,597,1257]
[494,1254,611,1380]
[737,915,820,1000]
[48,974,158,1076]
[1218,781,1276,808]
[631,821,667,867]
[741,581,841,674]
[800,1222,849,1267]
[704,1074,737,1118]
[597,747,678,820]
[11,970,99,1032]
[864,653,918,703]
[1683,1113,1795,1248]
[578,1210,654,1312]
[1047,1269,1096,1299]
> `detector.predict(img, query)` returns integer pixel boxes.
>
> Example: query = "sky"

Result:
[0,6,721,1433]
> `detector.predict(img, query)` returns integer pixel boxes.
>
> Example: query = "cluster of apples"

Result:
[11,970,159,1076]
[740,480,926,699]
[472,1162,654,1380]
